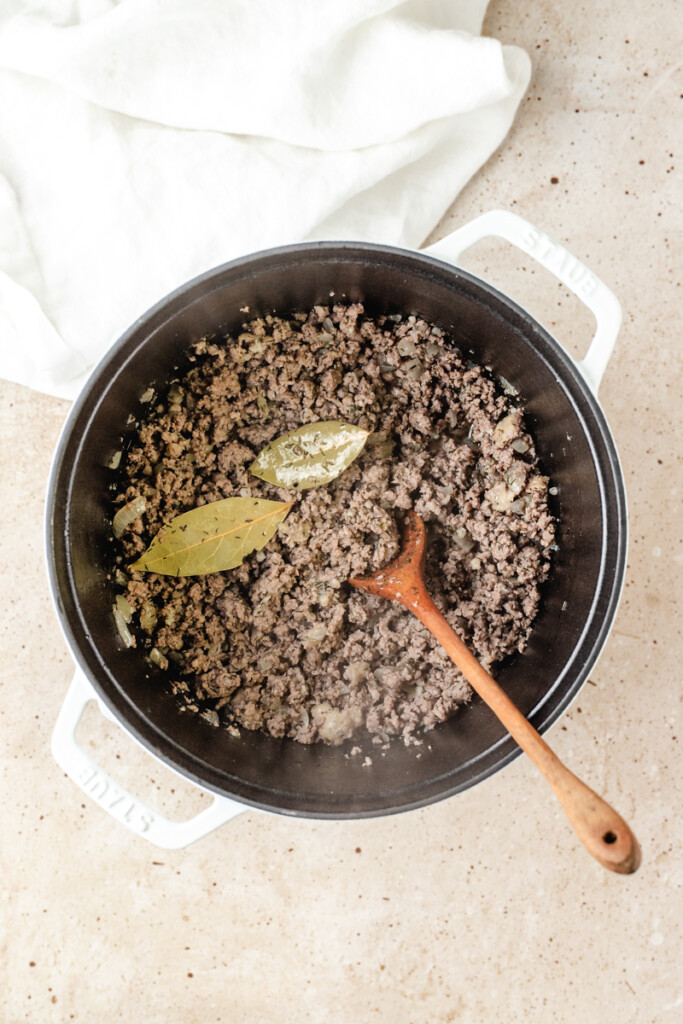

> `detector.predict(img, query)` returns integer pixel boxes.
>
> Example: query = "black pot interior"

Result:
[47,242,626,817]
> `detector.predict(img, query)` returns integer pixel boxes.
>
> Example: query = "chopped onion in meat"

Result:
[305,623,326,644]
[454,527,475,552]
[397,337,417,358]
[424,342,442,358]
[139,601,158,632]
[115,594,133,623]
[504,461,528,495]
[509,496,532,514]
[149,647,169,670]
[311,703,362,745]
[493,413,520,444]
[113,495,146,538]
[113,605,134,648]
[499,375,519,397]
[346,661,369,685]
[403,358,425,380]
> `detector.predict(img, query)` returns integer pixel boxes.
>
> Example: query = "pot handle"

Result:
[424,209,622,395]
[51,670,246,849]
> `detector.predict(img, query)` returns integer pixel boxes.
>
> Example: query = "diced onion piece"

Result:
[346,661,369,685]
[486,481,516,512]
[454,527,475,552]
[504,461,528,496]
[499,375,519,397]
[107,450,122,470]
[508,497,532,513]
[139,601,158,632]
[311,703,363,745]
[113,495,146,538]
[397,337,417,358]
[305,623,326,644]
[403,358,425,380]
[511,438,529,454]
[149,647,169,671]
[115,594,133,623]
[140,388,155,403]
[280,518,311,544]
[527,474,549,493]
[493,412,520,444]
[113,605,134,648]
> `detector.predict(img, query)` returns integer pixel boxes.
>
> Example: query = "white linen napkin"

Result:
[0,0,530,399]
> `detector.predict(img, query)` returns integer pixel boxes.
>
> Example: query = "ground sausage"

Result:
[113,304,556,746]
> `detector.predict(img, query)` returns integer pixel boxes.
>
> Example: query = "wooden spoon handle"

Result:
[413,591,640,874]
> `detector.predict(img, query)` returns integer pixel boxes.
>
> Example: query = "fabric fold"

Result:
[0,0,530,399]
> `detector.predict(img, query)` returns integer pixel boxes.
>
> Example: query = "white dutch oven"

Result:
[47,211,626,848]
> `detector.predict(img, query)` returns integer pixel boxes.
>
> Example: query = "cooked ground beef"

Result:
[112,303,556,746]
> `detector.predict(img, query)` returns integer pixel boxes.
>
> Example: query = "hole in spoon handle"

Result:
[551,769,641,874]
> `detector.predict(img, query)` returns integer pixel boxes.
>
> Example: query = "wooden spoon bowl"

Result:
[350,511,640,874]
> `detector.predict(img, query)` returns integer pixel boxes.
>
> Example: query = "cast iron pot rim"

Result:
[46,238,628,819]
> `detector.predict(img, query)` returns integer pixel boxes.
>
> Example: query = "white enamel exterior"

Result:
[425,209,622,395]
[52,670,246,849]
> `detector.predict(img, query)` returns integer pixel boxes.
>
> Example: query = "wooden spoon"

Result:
[349,510,640,874]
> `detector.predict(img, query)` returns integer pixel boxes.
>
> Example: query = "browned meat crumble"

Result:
[113,303,556,746]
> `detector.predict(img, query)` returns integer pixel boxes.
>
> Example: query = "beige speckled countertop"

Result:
[2,3,681,1021]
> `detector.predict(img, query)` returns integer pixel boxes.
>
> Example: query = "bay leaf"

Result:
[249,420,370,490]
[129,497,292,576]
